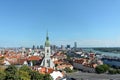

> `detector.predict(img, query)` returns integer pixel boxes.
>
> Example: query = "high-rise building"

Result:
[61,45,65,50]
[51,45,57,50]
[37,45,39,49]
[40,33,55,68]
[40,45,43,49]
[74,42,77,49]
[32,45,35,50]
[66,45,71,49]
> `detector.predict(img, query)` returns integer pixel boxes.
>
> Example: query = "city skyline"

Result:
[0,0,120,47]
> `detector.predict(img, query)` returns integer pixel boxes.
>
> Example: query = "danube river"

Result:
[83,48,120,58]
[83,48,120,67]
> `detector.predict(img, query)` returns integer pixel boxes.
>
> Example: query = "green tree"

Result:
[20,65,46,80]
[108,69,117,74]
[95,66,105,74]
[116,69,120,74]
[55,64,58,67]
[30,70,44,80]
[5,65,19,80]
[64,67,73,73]
[102,64,109,71]
[19,65,32,74]
[95,64,109,74]
[44,74,52,80]
[0,68,6,80]
[18,70,30,80]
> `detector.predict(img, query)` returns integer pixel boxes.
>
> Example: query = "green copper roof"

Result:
[45,32,50,47]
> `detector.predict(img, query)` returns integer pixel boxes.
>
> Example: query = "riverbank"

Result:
[67,71,120,80]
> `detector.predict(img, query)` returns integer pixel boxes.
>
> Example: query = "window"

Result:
[47,49,49,53]
[47,60,50,67]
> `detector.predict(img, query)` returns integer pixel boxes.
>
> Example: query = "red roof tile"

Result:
[27,56,42,61]
[39,67,54,74]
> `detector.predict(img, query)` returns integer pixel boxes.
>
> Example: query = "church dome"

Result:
[45,39,50,47]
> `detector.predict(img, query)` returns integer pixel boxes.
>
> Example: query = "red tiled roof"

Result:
[39,67,54,74]
[54,61,63,65]
[27,56,42,61]
[18,59,27,64]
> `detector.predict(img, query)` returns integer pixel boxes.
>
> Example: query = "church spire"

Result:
[45,31,50,47]
[46,31,49,41]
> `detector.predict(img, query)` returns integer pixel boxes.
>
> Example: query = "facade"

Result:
[73,62,96,73]
[73,58,100,73]
[40,33,55,68]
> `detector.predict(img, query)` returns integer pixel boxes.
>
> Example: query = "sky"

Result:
[0,0,120,47]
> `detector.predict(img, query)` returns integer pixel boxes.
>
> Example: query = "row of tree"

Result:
[95,64,120,74]
[0,65,52,80]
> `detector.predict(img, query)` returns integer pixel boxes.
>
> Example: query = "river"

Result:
[83,48,120,58]
[83,48,120,67]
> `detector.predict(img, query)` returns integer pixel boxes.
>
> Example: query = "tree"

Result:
[108,69,117,74]
[44,74,52,80]
[19,65,46,80]
[5,65,17,74]
[116,69,120,74]
[5,65,19,80]
[19,65,32,74]
[95,64,109,74]
[55,64,58,67]
[64,67,73,73]
[18,70,30,80]
[95,66,105,74]
[0,68,6,80]
[102,64,109,71]
[30,70,44,80]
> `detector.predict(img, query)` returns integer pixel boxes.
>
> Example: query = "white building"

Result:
[50,71,66,80]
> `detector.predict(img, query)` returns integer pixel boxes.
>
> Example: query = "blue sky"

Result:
[0,0,120,47]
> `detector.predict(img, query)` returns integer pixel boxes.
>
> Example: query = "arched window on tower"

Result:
[47,49,49,53]
[47,59,50,67]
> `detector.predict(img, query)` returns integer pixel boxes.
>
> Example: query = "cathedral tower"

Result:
[41,32,55,68]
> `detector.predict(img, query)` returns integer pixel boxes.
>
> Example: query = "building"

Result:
[32,45,35,50]
[73,58,96,73]
[40,33,55,68]
[40,45,44,49]
[61,45,65,50]
[66,45,70,49]
[74,42,77,50]
[50,71,66,80]
[73,58,103,73]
